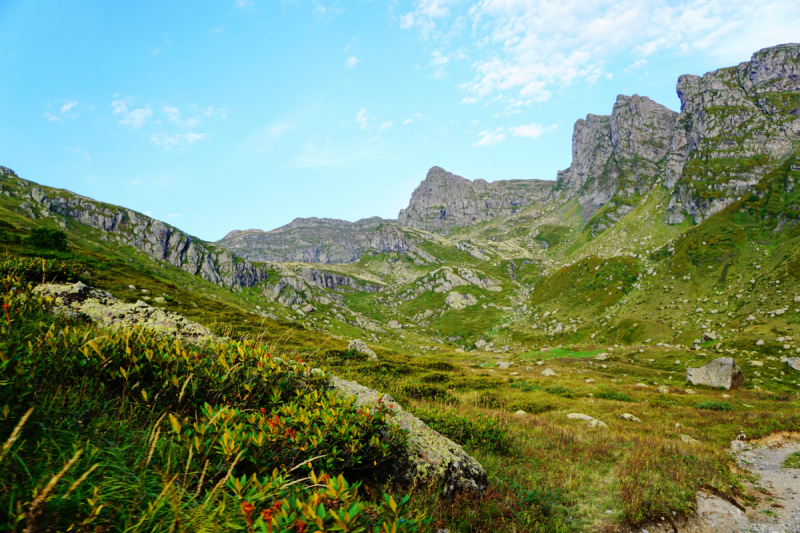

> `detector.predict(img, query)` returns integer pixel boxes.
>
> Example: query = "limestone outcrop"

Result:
[217,216,391,264]
[686,357,745,390]
[0,168,267,289]
[398,166,552,234]
[329,376,487,494]
[34,281,216,344]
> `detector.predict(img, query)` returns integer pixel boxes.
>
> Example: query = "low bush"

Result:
[544,385,576,399]
[399,382,458,404]
[595,391,635,402]
[27,227,68,251]
[0,275,424,531]
[510,380,541,392]
[0,256,83,283]
[694,400,734,412]
[506,400,555,415]
[413,407,512,455]
[782,451,800,469]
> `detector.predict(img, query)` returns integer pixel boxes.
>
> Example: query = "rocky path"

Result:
[735,440,800,533]
[686,439,800,533]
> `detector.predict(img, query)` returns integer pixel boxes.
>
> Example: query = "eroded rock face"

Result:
[686,357,745,390]
[329,376,487,494]
[0,171,267,289]
[398,166,553,234]
[555,95,678,223]
[217,216,391,264]
[445,291,478,310]
[668,44,800,224]
[33,282,216,344]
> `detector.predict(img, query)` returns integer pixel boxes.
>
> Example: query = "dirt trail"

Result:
[734,440,800,533]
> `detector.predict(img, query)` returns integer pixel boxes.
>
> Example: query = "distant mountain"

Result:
[216,216,392,264]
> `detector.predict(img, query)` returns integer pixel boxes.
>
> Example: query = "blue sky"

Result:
[1,0,797,241]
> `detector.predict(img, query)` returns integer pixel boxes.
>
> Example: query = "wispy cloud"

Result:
[510,123,557,139]
[235,0,253,8]
[356,108,368,129]
[403,118,414,125]
[346,56,359,68]
[150,132,204,149]
[401,0,800,105]
[68,147,91,161]
[473,128,506,147]
[378,121,393,131]
[61,101,78,113]
[112,98,153,128]
[168,213,181,218]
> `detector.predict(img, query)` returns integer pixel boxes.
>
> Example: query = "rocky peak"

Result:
[398,166,553,234]
[217,216,391,264]
[555,94,678,220]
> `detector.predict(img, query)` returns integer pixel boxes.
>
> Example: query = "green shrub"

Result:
[399,382,458,404]
[649,396,680,408]
[510,380,541,392]
[694,400,734,412]
[413,407,512,455]
[0,256,83,283]
[595,391,635,402]
[0,275,422,531]
[27,227,68,251]
[544,385,576,399]
[506,400,555,414]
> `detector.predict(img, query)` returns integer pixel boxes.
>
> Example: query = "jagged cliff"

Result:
[217,216,391,264]
[0,167,268,289]
[397,166,553,233]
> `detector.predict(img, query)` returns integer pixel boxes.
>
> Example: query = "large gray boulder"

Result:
[329,376,487,494]
[686,357,745,390]
[787,357,800,372]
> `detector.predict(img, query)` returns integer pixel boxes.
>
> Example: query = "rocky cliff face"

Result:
[0,168,267,289]
[217,216,390,264]
[667,44,800,223]
[554,95,679,223]
[397,167,553,234]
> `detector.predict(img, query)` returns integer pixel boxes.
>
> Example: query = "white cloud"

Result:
[473,128,506,147]
[402,0,800,105]
[403,118,414,124]
[69,147,91,161]
[235,0,253,8]
[43,112,61,122]
[112,98,153,128]
[460,96,478,105]
[150,132,204,149]
[346,56,359,68]
[61,101,78,113]
[624,58,648,72]
[143,210,152,216]
[378,121,393,131]
[510,123,557,138]
[163,106,181,123]
[356,108,368,129]
[120,108,153,128]
[168,213,181,218]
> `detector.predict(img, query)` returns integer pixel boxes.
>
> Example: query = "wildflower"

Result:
[242,500,255,528]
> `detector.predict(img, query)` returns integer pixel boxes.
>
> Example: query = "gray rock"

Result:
[398,166,552,233]
[686,357,745,390]
[387,319,402,329]
[329,376,487,494]
[619,413,642,423]
[695,491,749,530]
[347,339,377,360]
[787,357,800,372]
[541,368,557,377]
[445,291,478,310]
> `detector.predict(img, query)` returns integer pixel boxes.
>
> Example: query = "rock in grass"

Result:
[656,385,670,394]
[686,357,744,390]
[444,291,478,310]
[619,413,641,423]
[567,413,594,421]
[541,368,557,377]
[329,376,487,494]
[679,434,700,444]
[514,410,527,418]
[787,357,800,372]
[588,419,608,429]
[347,339,378,360]
[34,282,215,344]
